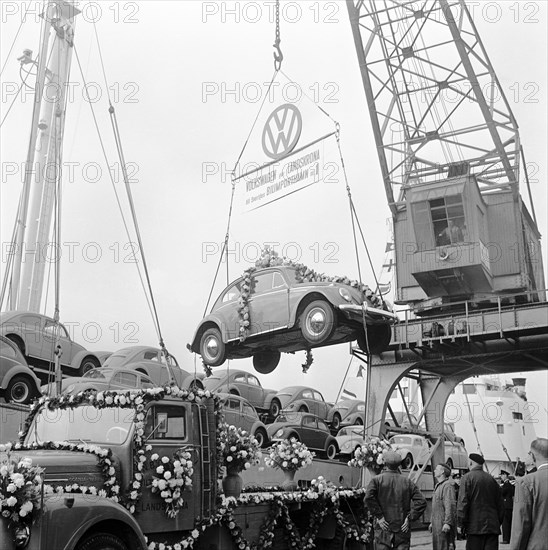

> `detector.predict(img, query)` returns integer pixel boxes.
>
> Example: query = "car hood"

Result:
[266,421,296,436]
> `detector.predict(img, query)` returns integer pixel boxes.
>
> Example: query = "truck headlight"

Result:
[14,525,30,548]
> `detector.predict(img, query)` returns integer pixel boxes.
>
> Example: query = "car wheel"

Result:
[200,327,226,366]
[254,428,268,448]
[355,417,363,426]
[357,324,392,355]
[76,533,128,550]
[298,405,308,413]
[331,413,342,430]
[79,357,100,376]
[325,442,338,460]
[402,453,414,470]
[229,389,239,395]
[252,350,281,374]
[269,399,281,418]
[299,300,336,345]
[446,458,453,470]
[189,378,203,391]
[6,375,35,405]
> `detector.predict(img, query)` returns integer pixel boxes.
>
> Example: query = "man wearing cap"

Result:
[499,470,515,544]
[510,438,548,550]
[457,453,504,549]
[430,462,457,550]
[365,450,427,549]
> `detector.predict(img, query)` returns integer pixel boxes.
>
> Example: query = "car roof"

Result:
[277,386,311,393]
[110,346,158,354]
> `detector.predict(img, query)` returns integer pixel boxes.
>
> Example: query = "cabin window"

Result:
[411,194,466,249]
[145,405,187,440]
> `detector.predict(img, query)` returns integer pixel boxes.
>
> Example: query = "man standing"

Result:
[430,463,457,550]
[457,453,504,550]
[365,450,427,549]
[510,438,548,550]
[499,470,515,544]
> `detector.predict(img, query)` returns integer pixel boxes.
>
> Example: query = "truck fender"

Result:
[69,350,110,370]
[40,494,147,550]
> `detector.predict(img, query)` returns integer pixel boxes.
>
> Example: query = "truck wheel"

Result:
[300,300,336,345]
[253,350,281,374]
[200,327,226,366]
[6,375,35,405]
[77,533,128,550]
[79,357,100,376]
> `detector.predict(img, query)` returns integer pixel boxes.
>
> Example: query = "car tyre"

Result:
[269,399,281,418]
[355,417,363,426]
[79,357,100,376]
[325,442,338,460]
[253,350,281,374]
[76,533,128,550]
[254,427,268,448]
[357,324,392,355]
[200,327,226,366]
[298,405,308,413]
[331,413,342,430]
[300,300,336,345]
[402,453,414,470]
[446,458,453,470]
[6,375,35,405]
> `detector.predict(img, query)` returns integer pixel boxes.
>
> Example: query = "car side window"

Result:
[143,351,158,361]
[414,438,423,446]
[227,398,240,411]
[145,406,187,440]
[302,416,316,427]
[318,420,328,431]
[247,375,260,386]
[141,378,154,388]
[272,272,286,289]
[222,282,241,304]
[302,390,313,399]
[313,391,324,402]
[234,374,246,383]
[112,372,138,387]
[242,403,255,417]
[251,273,273,295]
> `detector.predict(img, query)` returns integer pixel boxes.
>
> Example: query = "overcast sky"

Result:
[1,1,547,435]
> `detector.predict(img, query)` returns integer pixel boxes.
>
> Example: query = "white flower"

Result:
[151,453,159,461]
[156,466,164,474]
[161,456,169,464]
[6,496,17,507]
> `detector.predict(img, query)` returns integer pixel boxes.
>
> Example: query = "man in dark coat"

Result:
[457,453,504,550]
[430,462,457,550]
[499,470,515,543]
[510,438,548,550]
[365,450,427,549]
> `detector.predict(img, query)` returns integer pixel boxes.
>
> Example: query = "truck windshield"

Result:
[25,405,135,445]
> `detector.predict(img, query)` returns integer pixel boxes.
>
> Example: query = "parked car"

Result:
[328,399,365,430]
[389,433,468,470]
[102,346,203,390]
[335,425,368,457]
[268,386,332,420]
[0,335,41,404]
[202,369,276,410]
[62,367,155,395]
[218,393,269,447]
[0,311,111,379]
[266,412,338,459]
[189,265,397,373]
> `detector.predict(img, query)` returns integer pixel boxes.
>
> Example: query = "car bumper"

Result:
[338,303,398,323]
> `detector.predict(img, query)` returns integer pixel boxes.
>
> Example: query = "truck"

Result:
[0,387,369,550]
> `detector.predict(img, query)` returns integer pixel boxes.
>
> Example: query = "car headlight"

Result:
[274,429,284,438]
[65,384,75,393]
[339,288,352,302]
[341,442,351,451]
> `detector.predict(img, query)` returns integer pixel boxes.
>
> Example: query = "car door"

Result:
[317,419,330,449]
[245,373,264,408]
[232,372,249,400]
[301,389,315,414]
[313,390,328,419]
[222,397,241,428]
[240,400,257,433]
[299,415,318,448]
[41,318,74,367]
[247,271,289,337]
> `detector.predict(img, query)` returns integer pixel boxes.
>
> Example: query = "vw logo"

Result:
[262,104,302,160]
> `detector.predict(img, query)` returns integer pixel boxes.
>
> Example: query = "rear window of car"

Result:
[391,436,412,444]
[104,352,130,368]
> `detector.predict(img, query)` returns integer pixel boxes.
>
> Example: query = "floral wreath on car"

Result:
[235,246,382,369]
[13,386,221,518]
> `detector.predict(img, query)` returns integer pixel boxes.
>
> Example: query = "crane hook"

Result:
[273,38,283,71]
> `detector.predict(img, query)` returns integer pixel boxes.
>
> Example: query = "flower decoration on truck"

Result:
[347,436,393,473]
[150,449,194,519]
[217,423,262,474]
[264,437,314,473]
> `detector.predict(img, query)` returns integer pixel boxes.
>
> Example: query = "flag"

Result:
[385,242,395,252]
[341,389,357,399]
[378,281,391,295]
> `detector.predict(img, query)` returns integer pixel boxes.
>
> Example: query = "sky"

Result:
[1,1,547,436]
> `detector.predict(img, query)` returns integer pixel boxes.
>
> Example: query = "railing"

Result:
[392,289,548,348]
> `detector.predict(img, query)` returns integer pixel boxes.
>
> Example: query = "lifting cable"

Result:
[90,23,174,372]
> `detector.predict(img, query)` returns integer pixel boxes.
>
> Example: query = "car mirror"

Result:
[156,412,168,434]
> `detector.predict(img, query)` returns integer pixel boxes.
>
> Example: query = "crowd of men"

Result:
[364,437,548,550]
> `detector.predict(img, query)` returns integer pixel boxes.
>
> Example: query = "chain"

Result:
[273,0,283,71]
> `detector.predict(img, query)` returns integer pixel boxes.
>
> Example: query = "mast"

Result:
[9,0,79,312]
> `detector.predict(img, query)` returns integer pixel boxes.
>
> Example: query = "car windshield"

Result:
[103,352,130,368]
[82,369,110,379]
[25,405,135,445]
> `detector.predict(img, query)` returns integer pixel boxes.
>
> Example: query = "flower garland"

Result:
[217,423,261,474]
[237,267,256,342]
[348,437,392,473]
[0,447,43,532]
[264,438,314,473]
[301,349,313,373]
[150,449,194,519]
